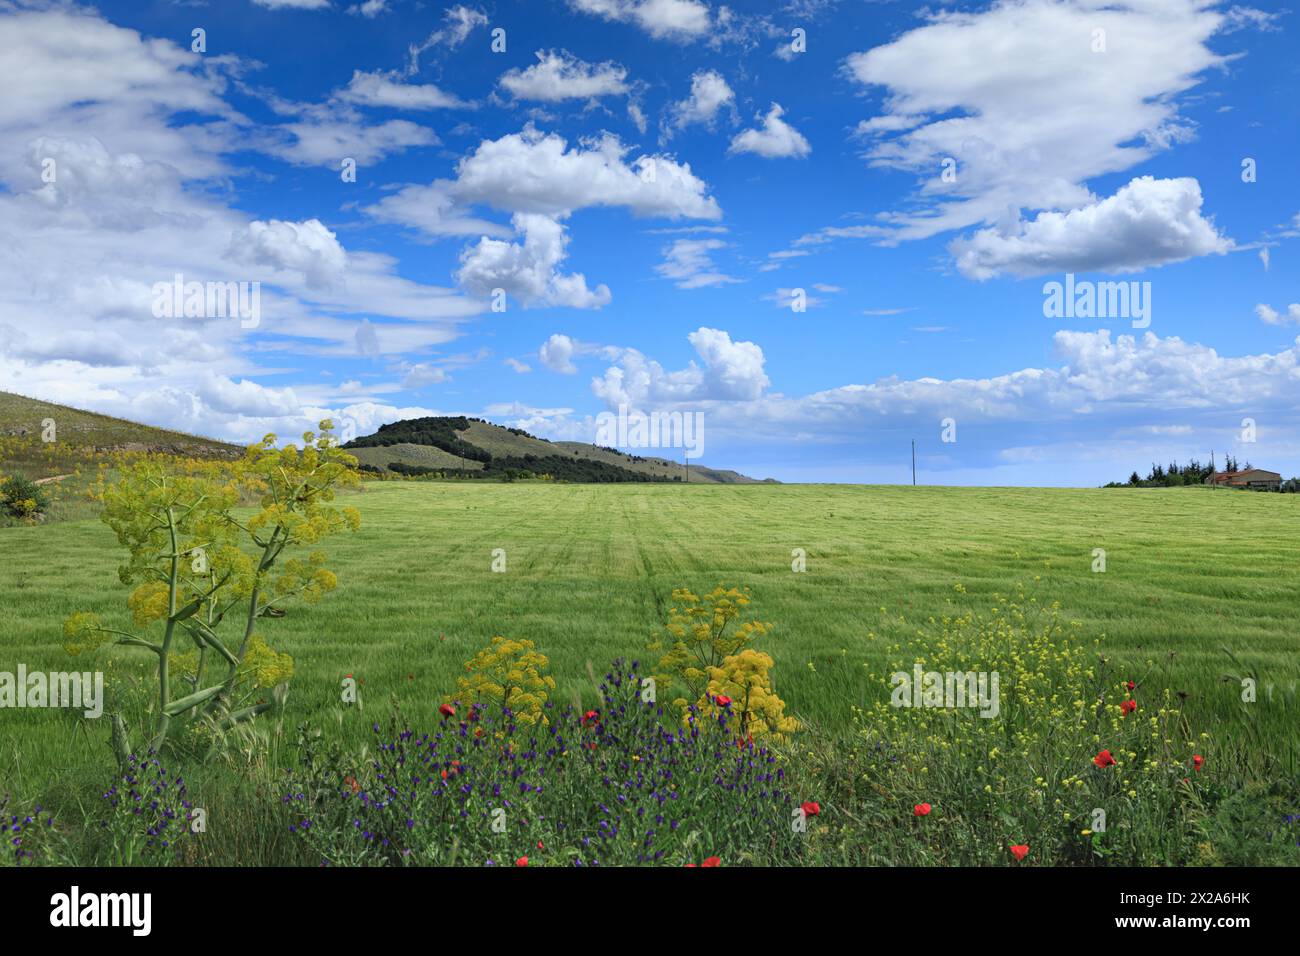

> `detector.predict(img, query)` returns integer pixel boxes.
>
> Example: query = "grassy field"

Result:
[2,481,1298,865]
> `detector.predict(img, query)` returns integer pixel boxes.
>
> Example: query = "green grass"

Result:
[1,481,1297,864]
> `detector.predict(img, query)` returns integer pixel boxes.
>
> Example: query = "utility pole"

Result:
[911,439,916,486]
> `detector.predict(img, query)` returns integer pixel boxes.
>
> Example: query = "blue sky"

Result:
[1,0,1297,484]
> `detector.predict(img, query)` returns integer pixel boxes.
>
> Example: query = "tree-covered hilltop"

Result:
[347,416,677,482]
[344,414,772,484]
[344,416,491,463]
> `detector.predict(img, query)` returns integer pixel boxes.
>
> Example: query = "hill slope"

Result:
[0,390,242,477]
[345,416,776,483]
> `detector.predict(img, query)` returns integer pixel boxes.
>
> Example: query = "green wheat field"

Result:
[2,481,1298,865]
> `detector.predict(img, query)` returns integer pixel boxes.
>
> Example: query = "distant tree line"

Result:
[1105,458,1221,488]
[388,454,677,483]
[1104,456,1300,491]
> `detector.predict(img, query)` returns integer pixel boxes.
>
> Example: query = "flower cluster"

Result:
[696,649,799,743]
[446,636,556,726]
[821,582,1218,865]
[651,586,772,703]
[100,752,195,863]
[1,794,56,866]
[286,659,797,866]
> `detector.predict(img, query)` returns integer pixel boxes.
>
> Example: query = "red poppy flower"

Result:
[1093,749,1116,768]
[1192,754,1204,771]
[1009,844,1029,862]
[801,801,821,817]
[515,856,528,867]
[1126,680,1135,691]
[715,695,732,707]
[1120,699,1137,715]
[438,703,456,719]
[537,840,544,850]
[913,802,932,817]
[582,709,600,727]
[700,856,721,867]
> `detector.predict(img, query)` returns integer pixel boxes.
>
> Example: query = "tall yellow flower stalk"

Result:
[650,586,798,743]
[63,421,360,758]
[447,637,556,726]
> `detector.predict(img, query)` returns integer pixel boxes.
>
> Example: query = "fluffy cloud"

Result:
[452,127,721,219]
[365,127,721,305]
[539,333,579,373]
[950,176,1233,279]
[591,327,769,407]
[729,104,811,159]
[228,219,348,289]
[456,214,612,309]
[843,0,1231,244]
[336,70,468,110]
[358,129,721,240]
[498,51,629,102]
[664,70,735,136]
[568,0,713,41]
[1256,303,1300,326]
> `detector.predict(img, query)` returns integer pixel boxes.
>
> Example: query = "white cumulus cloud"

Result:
[456,213,612,309]
[729,104,810,159]
[498,50,629,102]
[950,176,1233,279]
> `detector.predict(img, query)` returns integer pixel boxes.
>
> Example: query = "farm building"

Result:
[1204,468,1283,491]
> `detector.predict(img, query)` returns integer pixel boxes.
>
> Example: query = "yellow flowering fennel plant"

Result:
[448,637,556,725]
[650,586,798,743]
[701,649,799,743]
[63,421,360,758]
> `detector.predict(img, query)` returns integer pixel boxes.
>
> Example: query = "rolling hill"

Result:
[0,393,775,485]
[345,416,776,483]
[0,389,242,478]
